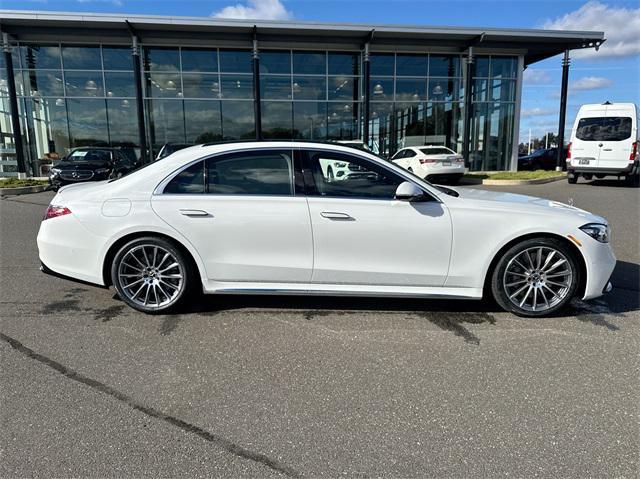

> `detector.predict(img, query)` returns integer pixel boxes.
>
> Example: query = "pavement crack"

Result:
[0,332,301,478]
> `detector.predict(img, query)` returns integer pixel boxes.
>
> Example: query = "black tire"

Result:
[111,236,195,314]
[625,172,640,187]
[491,237,580,317]
[568,175,577,184]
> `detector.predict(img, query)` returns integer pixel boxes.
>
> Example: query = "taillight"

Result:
[630,141,638,162]
[419,158,436,164]
[566,142,572,160]
[44,205,72,220]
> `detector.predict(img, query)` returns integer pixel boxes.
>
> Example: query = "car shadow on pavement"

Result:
[582,179,640,188]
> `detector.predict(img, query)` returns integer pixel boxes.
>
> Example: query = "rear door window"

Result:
[576,117,632,141]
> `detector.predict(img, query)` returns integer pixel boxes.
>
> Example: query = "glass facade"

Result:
[0,42,519,176]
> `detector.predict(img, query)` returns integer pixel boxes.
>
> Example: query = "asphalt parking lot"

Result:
[1,179,638,478]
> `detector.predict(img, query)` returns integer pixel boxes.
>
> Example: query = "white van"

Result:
[567,102,638,186]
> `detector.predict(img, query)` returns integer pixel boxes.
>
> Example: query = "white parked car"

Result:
[391,146,465,184]
[567,102,639,186]
[38,141,615,317]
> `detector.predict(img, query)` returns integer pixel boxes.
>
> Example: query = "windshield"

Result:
[420,147,454,156]
[576,117,632,141]
[66,150,111,163]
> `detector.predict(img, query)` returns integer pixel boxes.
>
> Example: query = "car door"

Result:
[596,112,634,170]
[151,149,313,283]
[301,149,452,286]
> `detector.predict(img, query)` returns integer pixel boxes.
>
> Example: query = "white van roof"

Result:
[577,102,637,114]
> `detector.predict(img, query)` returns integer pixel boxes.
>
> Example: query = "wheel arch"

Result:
[483,232,587,300]
[102,231,205,289]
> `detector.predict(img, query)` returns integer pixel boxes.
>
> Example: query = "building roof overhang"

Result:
[0,10,605,65]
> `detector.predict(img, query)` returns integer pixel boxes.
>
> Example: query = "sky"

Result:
[1,0,639,144]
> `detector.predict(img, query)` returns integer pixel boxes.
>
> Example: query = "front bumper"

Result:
[580,237,617,301]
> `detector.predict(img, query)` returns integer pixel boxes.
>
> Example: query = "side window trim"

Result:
[159,148,297,197]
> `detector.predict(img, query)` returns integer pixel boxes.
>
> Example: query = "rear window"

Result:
[576,117,632,141]
[420,147,454,155]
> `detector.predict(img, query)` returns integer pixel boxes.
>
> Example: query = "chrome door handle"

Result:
[179,209,210,217]
[602,148,613,151]
[320,211,354,220]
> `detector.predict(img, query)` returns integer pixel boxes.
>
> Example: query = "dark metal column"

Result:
[362,41,371,145]
[130,34,148,164]
[461,46,474,167]
[252,26,262,141]
[556,50,570,171]
[2,32,27,176]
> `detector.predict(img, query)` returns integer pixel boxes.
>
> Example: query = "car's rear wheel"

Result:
[568,174,578,184]
[111,237,193,313]
[491,238,580,317]
[625,172,640,187]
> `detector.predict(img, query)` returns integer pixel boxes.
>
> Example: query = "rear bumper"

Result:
[568,161,637,176]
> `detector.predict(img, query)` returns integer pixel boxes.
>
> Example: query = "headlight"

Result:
[50,168,61,175]
[580,223,610,243]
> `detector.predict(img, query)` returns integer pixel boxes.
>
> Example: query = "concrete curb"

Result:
[0,185,49,196]
[461,175,566,186]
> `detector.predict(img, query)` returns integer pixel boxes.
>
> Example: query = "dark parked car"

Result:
[49,147,140,191]
[518,148,567,170]
[155,143,193,161]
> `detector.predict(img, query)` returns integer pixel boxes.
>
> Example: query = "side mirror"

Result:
[395,181,426,202]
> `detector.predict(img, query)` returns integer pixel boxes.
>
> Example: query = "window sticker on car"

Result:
[71,151,88,158]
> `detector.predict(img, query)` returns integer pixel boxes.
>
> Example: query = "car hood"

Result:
[54,160,111,170]
[446,187,606,223]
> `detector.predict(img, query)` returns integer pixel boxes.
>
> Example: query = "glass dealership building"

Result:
[0,11,603,176]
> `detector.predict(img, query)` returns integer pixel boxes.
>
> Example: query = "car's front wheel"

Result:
[491,238,580,317]
[111,237,193,313]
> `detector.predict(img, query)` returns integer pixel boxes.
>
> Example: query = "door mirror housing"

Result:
[395,181,427,202]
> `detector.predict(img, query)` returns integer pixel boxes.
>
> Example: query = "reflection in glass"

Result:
[104,71,135,97]
[62,46,102,70]
[474,56,490,77]
[490,57,517,79]
[328,76,358,101]
[370,54,394,76]
[260,51,291,74]
[261,76,291,100]
[395,103,426,149]
[107,99,139,147]
[148,99,186,150]
[293,76,326,100]
[143,48,180,72]
[22,98,70,165]
[473,79,489,102]
[145,72,182,98]
[220,74,253,99]
[67,98,109,147]
[370,78,393,101]
[23,70,64,97]
[102,47,132,71]
[20,45,62,70]
[181,48,218,72]
[221,101,254,139]
[292,51,326,75]
[182,73,220,98]
[368,102,394,156]
[395,78,426,102]
[327,102,358,140]
[64,71,104,97]
[424,102,462,153]
[490,79,516,102]
[219,50,252,73]
[328,53,359,75]
[261,101,293,139]
[395,54,427,76]
[428,78,459,102]
[293,102,327,139]
[184,100,222,143]
[429,55,460,77]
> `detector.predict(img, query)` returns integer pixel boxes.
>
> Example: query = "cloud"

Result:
[570,76,613,91]
[523,68,552,85]
[542,1,640,59]
[212,0,292,20]
[521,107,556,118]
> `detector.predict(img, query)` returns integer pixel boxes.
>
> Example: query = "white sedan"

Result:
[37,141,616,317]
[391,146,465,184]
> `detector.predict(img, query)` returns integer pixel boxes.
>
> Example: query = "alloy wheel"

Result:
[502,246,574,313]
[116,244,184,309]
